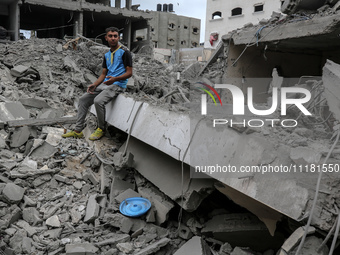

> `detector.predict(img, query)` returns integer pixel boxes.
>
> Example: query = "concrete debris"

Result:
[0,30,339,255]
[322,59,340,122]
[290,147,322,165]
[174,236,210,255]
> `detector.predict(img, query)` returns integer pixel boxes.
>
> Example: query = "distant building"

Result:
[1,0,151,49]
[205,0,284,48]
[134,4,201,51]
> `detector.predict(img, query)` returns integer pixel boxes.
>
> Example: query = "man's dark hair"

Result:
[105,27,119,34]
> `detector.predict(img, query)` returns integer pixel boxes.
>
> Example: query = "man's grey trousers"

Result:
[75,84,125,132]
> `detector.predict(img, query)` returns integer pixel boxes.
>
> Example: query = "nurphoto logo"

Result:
[198,83,312,128]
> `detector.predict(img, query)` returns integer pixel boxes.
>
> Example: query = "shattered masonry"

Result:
[1,1,340,255]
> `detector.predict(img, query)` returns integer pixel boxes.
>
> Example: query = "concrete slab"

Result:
[84,194,100,223]
[173,236,208,255]
[114,188,141,203]
[89,94,315,228]
[29,141,58,159]
[0,102,29,122]
[323,59,340,122]
[2,183,25,204]
[138,186,174,225]
[10,126,30,148]
[201,213,284,251]
[10,65,29,77]
[19,98,50,109]
[65,243,99,255]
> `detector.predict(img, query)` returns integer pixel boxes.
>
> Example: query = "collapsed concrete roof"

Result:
[223,14,340,51]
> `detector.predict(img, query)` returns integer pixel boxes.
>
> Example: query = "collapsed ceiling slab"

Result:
[222,14,340,51]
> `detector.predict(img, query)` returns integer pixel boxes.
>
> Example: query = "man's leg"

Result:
[89,86,125,140]
[74,92,98,131]
[62,90,100,138]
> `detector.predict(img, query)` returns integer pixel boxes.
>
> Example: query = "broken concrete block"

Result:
[16,220,37,237]
[138,186,174,225]
[46,215,61,228]
[19,98,50,109]
[10,126,30,148]
[54,174,70,184]
[83,194,100,223]
[103,213,133,233]
[174,236,207,255]
[231,247,255,255]
[2,183,25,204]
[323,59,340,122]
[117,242,134,254]
[290,236,328,255]
[177,224,193,240]
[10,65,29,77]
[182,62,201,79]
[0,102,29,122]
[112,151,134,171]
[83,169,99,185]
[110,177,135,198]
[290,147,322,165]
[114,188,141,203]
[146,208,156,223]
[73,181,83,190]
[281,226,315,253]
[22,207,42,226]
[65,243,99,255]
[95,234,130,246]
[202,213,283,251]
[42,127,64,146]
[9,229,27,254]
[29,141,58,159]
[134,238,170,255]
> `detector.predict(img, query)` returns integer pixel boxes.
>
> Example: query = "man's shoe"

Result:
[89,128,104,141]
[62,130,84,138]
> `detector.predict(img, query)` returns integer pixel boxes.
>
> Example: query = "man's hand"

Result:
[87,84,96,94]
[103,76,116,85]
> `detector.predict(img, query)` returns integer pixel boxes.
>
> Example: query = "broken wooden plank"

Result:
[5,116,77,128]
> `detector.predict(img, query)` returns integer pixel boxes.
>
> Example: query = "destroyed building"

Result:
[1,0,200,52]
[1,0,340,255]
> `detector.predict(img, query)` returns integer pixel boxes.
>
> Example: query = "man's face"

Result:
[105,31,119,47]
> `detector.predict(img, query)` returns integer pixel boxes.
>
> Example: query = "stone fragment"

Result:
[73,181,83,190]
[174,236,207,255]
[110,177,135,198]
[83,194,100,223]
[117,242,134,254]
[83,169,99,185]
[30,141,58,159]
[281,226,315,253]
[0,102,29,122]
[2,183,25,203]
[290,147,322,165]
[19,98,50,108]
[65,243,99,255]
[231,247,255,255]
[10,65,29,77]
[10,126,30,148]
[46,215,61,228]
[23,207,42,226]
[138,186,174,225]
[178,224,193,240]
[134,238,170,255]
[95,234,130,246]
[323,60,340,122]
[114,188,141,203]
[21,237,32,254]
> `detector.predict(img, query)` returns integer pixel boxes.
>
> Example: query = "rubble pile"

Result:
[0,38,280,255]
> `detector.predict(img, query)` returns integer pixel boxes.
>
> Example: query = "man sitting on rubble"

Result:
[62,27,133,140]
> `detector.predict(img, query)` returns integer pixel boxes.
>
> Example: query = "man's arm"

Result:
[103,66,132,85]
[87,68,108,93]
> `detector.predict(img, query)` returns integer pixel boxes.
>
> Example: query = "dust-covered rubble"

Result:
[0,34,339,254]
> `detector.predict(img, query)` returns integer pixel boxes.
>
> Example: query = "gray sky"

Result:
[113,0,207,43]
